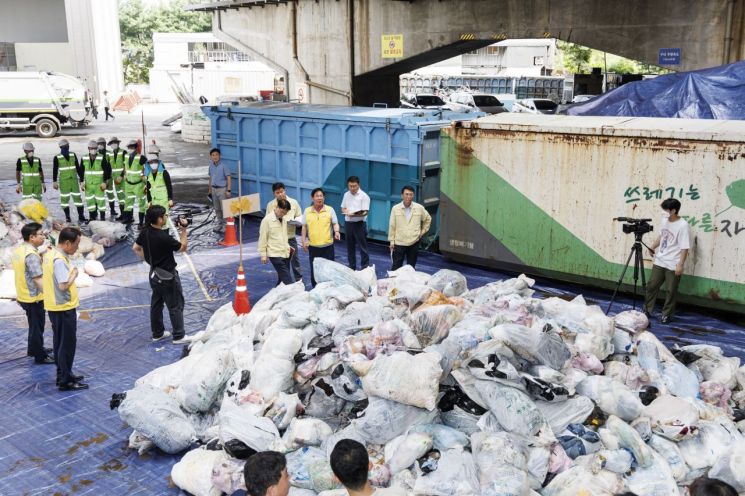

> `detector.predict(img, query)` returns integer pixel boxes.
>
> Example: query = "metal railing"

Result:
[187,50,252,63]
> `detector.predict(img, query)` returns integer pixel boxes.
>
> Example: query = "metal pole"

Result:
[238,159,243,269]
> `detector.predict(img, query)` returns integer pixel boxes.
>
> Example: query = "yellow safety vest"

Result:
[42,248,79,311]
[304,205,334,247]
[11,243,43,303]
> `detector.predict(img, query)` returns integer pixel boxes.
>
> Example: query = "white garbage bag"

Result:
[75,271,94,288]
[175,349,236,413]
[409,423,470,451]
[678,420,743,471]
[83,259,105,277]
[625,449,681,496]
[385,432,433,475]
[488,323,571,370]
[252,281,306,312]
[265,392,302,430]
[470,431,532,495]
[408,304,463,346]
[116,385,195,454]
[171,448,223,496]
[128,430,155,456]
[649,434,689,482]
[352,351,442,410]
[0,270,17,299]
[535,395,595,435]
[605,415,654,468]
[540,465,624,496]
[575,376,643,422]
[614,310,649,333]
[388,280,434,310]
[313,258,370,294]
[708,438,745,492]
[412,447,480,496]
[426,269,468,297]
[473,379,549,438]
[218,399,279,452]
[644,394,699,441]
[210,450,247,495]
[352,396,438,445]
[282,417,334,451]
[251,328,302,400]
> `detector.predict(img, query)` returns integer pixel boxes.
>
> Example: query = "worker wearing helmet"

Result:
[52,139,86,224]
[80,140,112,221]
[107,137,126,220]
[144,153,175,227]
[122,139,148,227]
[16,142,46,201]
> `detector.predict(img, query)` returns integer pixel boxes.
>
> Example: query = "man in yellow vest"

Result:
[11,222,54,364]
[388,185,432,270]
[266,182,303,283]
[52,139,86,224]
[43,227,87,391]
[121,139,148,227]
[301,188,340,287]
[16,142,46,201]
[81,140,112,221]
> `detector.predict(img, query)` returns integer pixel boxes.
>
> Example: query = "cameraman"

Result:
[132,205,189,344]
[644,198,690,324]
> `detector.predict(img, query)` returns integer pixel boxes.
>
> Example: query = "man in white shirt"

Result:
[340,176,370,270]
[330,439,407,496]
[644,198,691,324]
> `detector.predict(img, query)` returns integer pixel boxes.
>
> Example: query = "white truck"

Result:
[0,71,91,138]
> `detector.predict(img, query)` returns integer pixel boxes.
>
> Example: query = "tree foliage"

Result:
[120,0,212,84]
[557,41,592,74]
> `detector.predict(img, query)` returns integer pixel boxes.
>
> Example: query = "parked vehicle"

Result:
[572,94,596,103]
[448,92,508,114]
[0,71,91,138]
[399,93,450,110]
[511,98,559,114]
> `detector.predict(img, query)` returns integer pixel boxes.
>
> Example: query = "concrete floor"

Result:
[0,103,211,204]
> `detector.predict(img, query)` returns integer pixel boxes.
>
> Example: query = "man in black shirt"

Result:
[133,205,189,343]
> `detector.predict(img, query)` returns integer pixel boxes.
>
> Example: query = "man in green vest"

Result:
[81,140,112,221]
[121,139,148,227]
[107,137,126,219]
[15,142,46,201]
[52,139,86,224]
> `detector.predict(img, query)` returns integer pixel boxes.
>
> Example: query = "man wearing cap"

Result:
[81,140,111,221]
[52,139,86,224]
[122,139,148,227]
[103,137,126,218]
[16,142,46,201]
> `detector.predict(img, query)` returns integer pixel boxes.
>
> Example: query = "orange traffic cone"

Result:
[220,217,239,246]
[233,265,251,315]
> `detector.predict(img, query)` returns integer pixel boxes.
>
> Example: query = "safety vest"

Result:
[11,243,43,303]
[56,153,78,182]
[82,155,104,183]
[125,154,144,184]
[110,150,125,175]
[304,205,334,247]
[147,168,168,207]
[42,248,79,312]
[19,156,42,188]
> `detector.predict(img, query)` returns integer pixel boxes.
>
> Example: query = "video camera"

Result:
[614,217,653,235]
[177,213,192,227]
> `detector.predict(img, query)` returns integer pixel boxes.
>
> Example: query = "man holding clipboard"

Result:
[340,176,370,270]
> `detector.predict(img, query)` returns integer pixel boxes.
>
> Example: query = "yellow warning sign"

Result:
[381,34,404,59]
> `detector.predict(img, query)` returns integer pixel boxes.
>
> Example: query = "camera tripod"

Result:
[606,231,651,315]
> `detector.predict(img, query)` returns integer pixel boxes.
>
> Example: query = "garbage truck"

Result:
[0,71,91,138]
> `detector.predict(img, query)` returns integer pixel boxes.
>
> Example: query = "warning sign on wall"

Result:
[381,34,404,59]
[295,83,308,103]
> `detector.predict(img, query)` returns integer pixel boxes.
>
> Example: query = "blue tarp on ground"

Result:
[568,61,745,119]
[1,183,744,494]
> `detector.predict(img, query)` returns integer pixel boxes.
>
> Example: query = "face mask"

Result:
[128,148,136,154]
[112,144,119,150]
[89,150,97,156]
[26,152,34,158]
[60,146,69,153]
[97,145,104,151]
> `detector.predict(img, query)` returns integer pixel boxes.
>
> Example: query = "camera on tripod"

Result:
[615,217,653,236]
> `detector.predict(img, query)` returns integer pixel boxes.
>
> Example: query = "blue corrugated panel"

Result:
[202,102,482,242]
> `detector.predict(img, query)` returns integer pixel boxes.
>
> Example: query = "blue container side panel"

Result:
[208,107,450,242]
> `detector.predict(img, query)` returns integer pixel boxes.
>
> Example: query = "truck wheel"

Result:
[35,118,58,138]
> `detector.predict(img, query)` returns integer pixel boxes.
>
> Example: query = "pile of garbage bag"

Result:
[111,260,745,495]
[0,200,127,298]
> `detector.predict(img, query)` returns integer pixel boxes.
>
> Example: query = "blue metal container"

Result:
[202,102,482,242]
